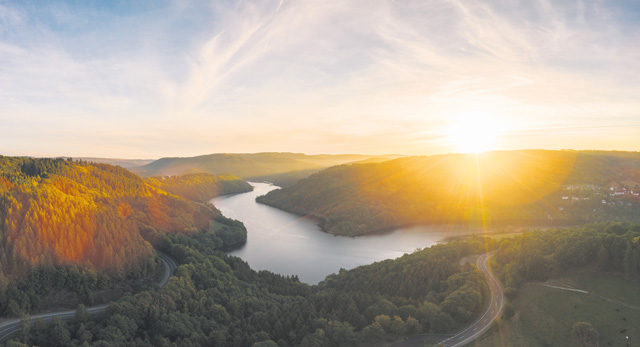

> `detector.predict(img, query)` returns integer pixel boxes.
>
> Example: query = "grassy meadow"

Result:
[473,272,640,347]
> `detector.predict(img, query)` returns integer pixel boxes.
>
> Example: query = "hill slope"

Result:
[258,150,640,236]
[0,156,250,284]
[146,173,252,202]
[131,152,403,186]
[74,157,154,168]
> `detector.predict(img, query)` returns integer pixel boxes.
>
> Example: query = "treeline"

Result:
[258,150,640,236]
[493,222,640,293]
[131,152,396,179]
[146,173,252,203]
[0,156,251,316]
[6,233,494,346]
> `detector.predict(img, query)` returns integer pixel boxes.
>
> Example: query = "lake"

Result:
[211,182,474,284]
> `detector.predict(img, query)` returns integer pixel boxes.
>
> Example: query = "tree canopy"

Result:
[259,150,640,236]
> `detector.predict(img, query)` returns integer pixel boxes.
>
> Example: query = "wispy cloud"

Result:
[0,0,638,157]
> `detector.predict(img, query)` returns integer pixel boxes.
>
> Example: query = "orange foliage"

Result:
[118,202,132,218]
[0,157,216,280]
[0,176,14,191]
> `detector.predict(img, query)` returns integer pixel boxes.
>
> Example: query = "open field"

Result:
[473,272,640,347]
[567,272,640,307]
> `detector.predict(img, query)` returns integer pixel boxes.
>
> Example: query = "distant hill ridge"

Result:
[131,152,404,186]
[74,157,155,168]
[257,150,640,236]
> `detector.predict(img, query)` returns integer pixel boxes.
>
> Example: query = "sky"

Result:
[1,0,639,159]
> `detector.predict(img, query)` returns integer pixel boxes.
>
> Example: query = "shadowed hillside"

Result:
[258,150,640,236]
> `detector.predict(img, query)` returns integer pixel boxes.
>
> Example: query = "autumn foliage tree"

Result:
[0,156,250,315]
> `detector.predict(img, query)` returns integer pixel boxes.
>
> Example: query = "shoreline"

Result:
[254,193,588,237]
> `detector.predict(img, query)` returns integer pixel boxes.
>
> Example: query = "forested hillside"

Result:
[258,150,640,236]
[146,173,252,203]
[494,222,640,290]
[132,153,402,187]
[5,231,492,346]
[0,156,250,315]
[480,222,640,346]
[74,158,154,169]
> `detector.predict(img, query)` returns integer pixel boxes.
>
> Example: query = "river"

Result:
[211,182,474,284]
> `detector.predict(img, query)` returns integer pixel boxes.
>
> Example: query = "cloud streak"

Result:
[0,0,638,158]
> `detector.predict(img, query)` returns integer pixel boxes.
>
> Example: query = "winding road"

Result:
[439,252,504,346]
[1,250,504,345]
[393,252,504,347]
[0,251,177,342]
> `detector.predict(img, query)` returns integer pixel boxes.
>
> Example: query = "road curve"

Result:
[157,251,178,287]
[0,251,177,342]
[440,252,504,347]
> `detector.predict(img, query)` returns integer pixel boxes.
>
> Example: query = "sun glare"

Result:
[448,112,502,153]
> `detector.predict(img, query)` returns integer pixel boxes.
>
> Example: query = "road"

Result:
[392,252,504,347]
[0,251,177,342]
[439,252,504,347]
[157,251,178,287]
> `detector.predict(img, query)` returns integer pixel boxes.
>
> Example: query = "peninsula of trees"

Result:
[258,150,640,236]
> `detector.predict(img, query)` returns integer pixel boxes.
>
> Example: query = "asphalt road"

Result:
[440,252,504,347]
[157,251,178,287]
[0,251,177,342]
[392,252,504,347]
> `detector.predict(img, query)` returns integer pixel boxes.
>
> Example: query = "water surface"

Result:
[212,182,470,284]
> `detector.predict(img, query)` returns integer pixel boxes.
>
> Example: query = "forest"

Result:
[258,150,640,236]
[0,156,251,316]
[131,152,401,185]
[146,173,252,203]
[4,154,639,346]
[483,222,640,346]
[3,227,493,346]
[493,221,640,292]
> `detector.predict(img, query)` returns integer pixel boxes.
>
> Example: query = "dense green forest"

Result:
[131,153,402,186]
[0,156,251,316]
[258,150,640,236]
[3,229,493,346]
[493,221,640,291]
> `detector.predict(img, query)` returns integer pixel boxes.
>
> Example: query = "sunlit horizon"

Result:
[1,0,639,159]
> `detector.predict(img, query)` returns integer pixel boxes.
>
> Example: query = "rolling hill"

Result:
[258,150,640,236]
[131,152,403,186]
[0,156,250,283]
[74,157,154,168]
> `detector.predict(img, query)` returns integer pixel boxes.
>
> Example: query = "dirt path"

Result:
[534,282,589,294]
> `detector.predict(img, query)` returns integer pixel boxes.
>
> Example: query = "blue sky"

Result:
[1,0,639,158]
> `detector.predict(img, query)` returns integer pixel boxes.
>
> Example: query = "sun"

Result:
[447,112,502,153]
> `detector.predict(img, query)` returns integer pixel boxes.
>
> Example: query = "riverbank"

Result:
[213,182,454,284]
[257,187,586,237]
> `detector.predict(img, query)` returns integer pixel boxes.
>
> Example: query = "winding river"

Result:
[211,182,474,284]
